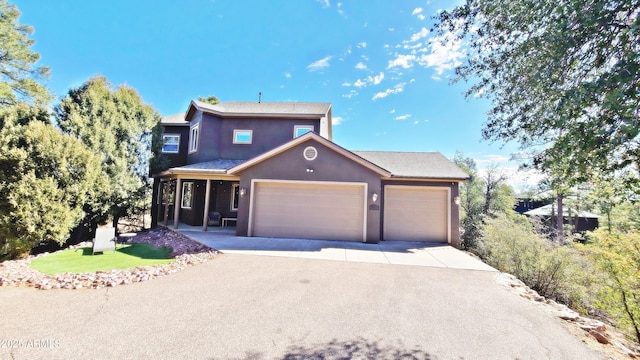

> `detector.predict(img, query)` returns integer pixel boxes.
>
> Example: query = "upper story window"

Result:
[161,134,180,153]
[294,125,314,138]
[189,124,199,153]
[233,129,253,144]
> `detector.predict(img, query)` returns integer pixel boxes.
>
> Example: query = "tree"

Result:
[435,0,640,188]
[0,0,51,107]
[0,107,105,260]
[55,76,162,229]
[197,95,220,105]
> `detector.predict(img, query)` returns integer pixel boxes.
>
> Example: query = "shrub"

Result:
[479,214,592,309]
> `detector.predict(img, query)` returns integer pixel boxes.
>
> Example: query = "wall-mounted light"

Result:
[372,193,378,203]
[240,188,247,198]
[306,168,314,173]
[453,196,461,206]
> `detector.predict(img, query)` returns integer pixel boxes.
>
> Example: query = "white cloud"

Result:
[353,79,367,88]
[372,82,406,100]
[342,90,358,98]
[317,0,330,7]
[413,120,420,124]
[411,8,423,15]
[307,56,332,72]
[357,42,367,48]
[341,82,352,86]
[417,14,425,21]
[395,114,411,120]
[355,62,367,70]
[409,27,429,42]
[333,116,344,125]
[284,72,292,78]
[387,54,416,69]
[389,109,396,114]
[417,31,465,75]
[388,27,395,32]
[370,72,384,85]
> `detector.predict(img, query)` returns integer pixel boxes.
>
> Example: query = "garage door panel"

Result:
[252,182,365,241]
[384,186,449,242]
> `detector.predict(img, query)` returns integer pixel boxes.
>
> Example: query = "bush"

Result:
[585,230,640,343]
[479,214,592,309]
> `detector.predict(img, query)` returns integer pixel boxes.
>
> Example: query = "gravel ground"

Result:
[0,228,217,290]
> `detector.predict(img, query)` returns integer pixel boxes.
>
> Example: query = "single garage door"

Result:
[250,181,366,241]
[384,186,449,242]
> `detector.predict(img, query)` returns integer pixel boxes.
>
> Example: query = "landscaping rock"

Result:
[0,228,218,290]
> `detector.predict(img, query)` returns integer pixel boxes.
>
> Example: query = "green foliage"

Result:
[436,0,640,187]
[480,214,592,308]
[197,95,220,105]
[30,243,173,275]
[0,108,105,260]
[585,230,640,342]
[55,75,162,227]
[453,152,515,250]
[0,0,51,107]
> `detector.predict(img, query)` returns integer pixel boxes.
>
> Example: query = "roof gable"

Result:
[228,132,390,177]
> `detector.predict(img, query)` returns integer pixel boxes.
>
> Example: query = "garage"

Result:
[383,185,450,242]
[249,181,366,241]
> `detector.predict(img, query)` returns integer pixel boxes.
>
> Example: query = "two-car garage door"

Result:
[250,181,366,242]
[383,186,450,243]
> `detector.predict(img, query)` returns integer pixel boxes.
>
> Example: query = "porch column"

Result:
[173,178,182,229]
[202,179,212,231]
[162,181,169,226]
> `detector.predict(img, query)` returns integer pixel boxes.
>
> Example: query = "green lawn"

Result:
[30,243,175,275]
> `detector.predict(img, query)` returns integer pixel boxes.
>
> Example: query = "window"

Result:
[294,125,314,138]
[189,124,199,153]
[161,134,180,153]
[303,146,318,161]
[233,129,253,144]
[231,183,240,211]
[181,182,193,209]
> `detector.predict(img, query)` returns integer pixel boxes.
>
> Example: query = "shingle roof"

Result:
[353,151,469,180]
[162,112,187,125]
[524,204,601,218]
[192,100,331,116]
[169,159,247,174]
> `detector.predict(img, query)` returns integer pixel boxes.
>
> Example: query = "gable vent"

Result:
[303,146,318,161]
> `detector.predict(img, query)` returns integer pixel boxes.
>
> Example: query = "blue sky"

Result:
[13,0,538,190]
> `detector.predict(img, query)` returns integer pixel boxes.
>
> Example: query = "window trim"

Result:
[293,125,314,138]
[231,183,240,211]
[189,124,199,153]
[181,182,193,209]
[233,129,253,144]
[161,134,180,154]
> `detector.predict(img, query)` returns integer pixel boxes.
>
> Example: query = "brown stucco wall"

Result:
[234,138,383,243]
[187,111,320,163]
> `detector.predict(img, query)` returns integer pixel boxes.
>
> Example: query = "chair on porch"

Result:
[208,212,221,227]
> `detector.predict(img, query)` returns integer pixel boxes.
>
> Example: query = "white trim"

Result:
[161,134,180,153]
[231,183,240,211]
[233,129,253,144]
[189,124,200,153]
[248,179,368,242]
[383,185,451,243]
[294,125,314,138]
[181,182,193,209]
[303,146,318,161]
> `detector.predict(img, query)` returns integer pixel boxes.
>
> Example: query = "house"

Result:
[523,204,600,233]
[151,100,469,246]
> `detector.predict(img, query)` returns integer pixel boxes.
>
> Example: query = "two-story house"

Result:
[152,100,468,246]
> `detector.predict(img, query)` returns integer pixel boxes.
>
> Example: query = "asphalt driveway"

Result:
[0,254,602,359]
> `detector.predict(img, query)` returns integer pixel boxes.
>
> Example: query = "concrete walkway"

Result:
[177,226,496,272]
